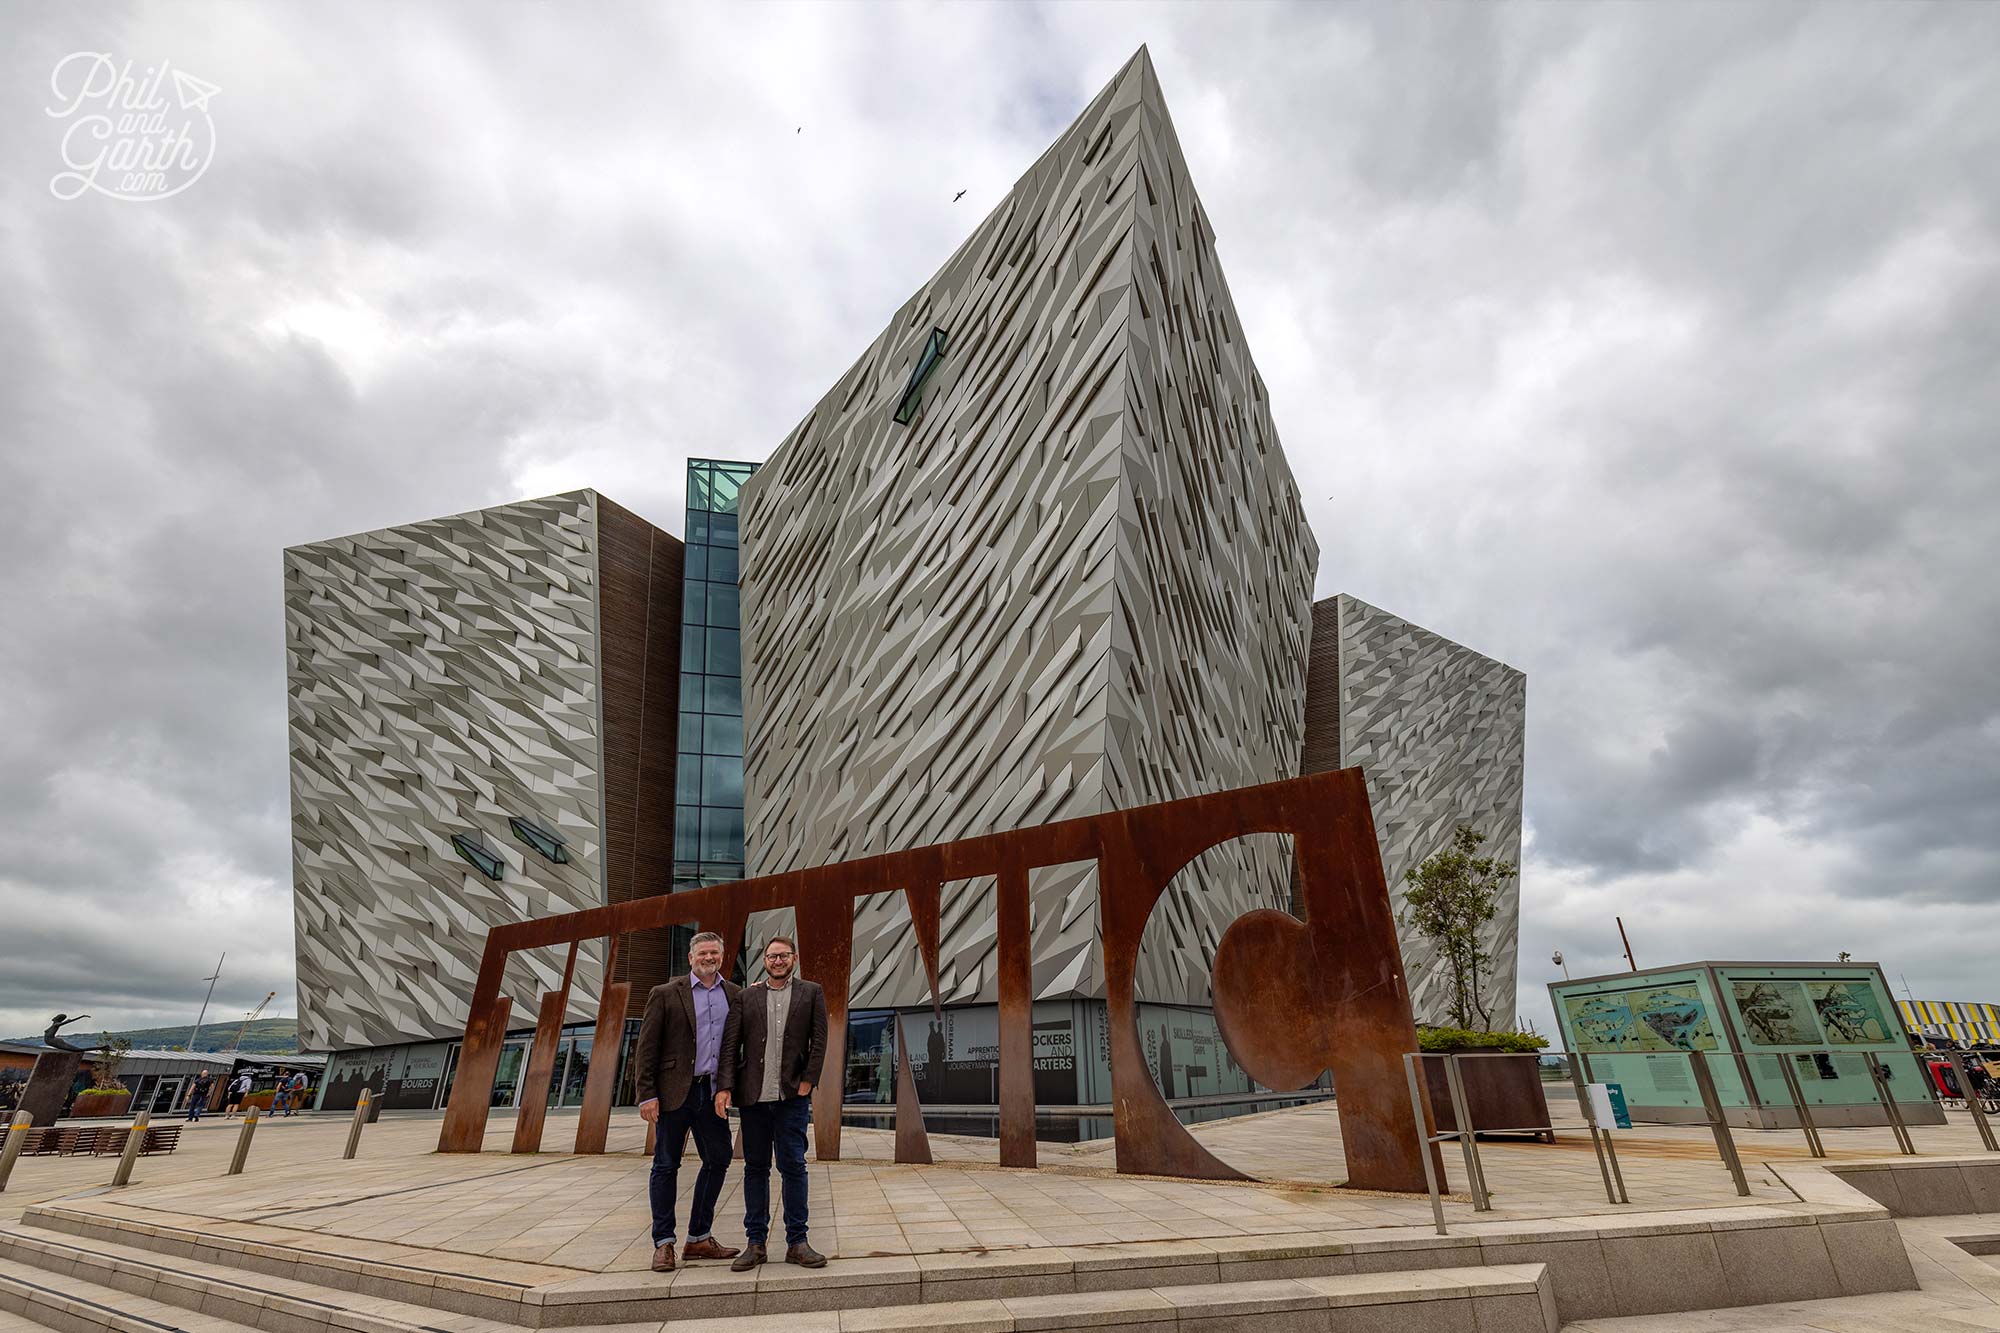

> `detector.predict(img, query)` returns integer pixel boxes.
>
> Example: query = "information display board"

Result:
[1549,961,1938,1128]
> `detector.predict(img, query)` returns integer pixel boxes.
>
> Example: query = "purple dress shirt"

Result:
[691,972,728,1077]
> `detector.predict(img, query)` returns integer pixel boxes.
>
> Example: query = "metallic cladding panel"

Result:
[738,49,1317,1007]
[1330,593,1526,1028]
[1109,53,1318,1004]
[286,492,610,1051]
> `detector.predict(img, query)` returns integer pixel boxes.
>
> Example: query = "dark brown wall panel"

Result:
[1299,595,1341,775]
[1292,596,1342,916]
[595,495,685,1017]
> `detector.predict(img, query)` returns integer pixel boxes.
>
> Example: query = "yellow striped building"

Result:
[1900,999,2000,1046]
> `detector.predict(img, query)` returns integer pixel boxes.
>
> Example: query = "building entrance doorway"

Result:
[489,1040,529,1107]
[546,1035,593,1108]
[438,1044,461,1109]
[149,1078,182,1114]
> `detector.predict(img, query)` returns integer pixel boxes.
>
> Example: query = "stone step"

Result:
[0,1233,1554,1333]
[30,1203,1551,1323]
[688,1266,1560,1331]
[21,1210,528,1325]
[0,1252,267,1333]
[0,1229,512,1333]
[23,1201,1561,1327]
[6,1204,1557,1331]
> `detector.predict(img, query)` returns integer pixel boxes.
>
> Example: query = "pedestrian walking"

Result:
[185,1068,214,1121]
[283,1069,308,1115]
[223,1071,253,1118]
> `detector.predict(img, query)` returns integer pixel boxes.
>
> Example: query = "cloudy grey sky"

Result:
[1,3,1994,1043]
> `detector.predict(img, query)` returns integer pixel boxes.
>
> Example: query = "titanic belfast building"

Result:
[287,50,1525,1115]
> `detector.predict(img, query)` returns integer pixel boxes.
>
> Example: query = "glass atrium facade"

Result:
[675,459,758,890]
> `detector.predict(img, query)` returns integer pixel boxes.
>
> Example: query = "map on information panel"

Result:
[1732,980,1821,1046]
[1563,983,1718,1053]
[1808,980,1895,1044]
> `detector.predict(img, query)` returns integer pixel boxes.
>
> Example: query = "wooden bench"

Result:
[23,1127,75,1155]
[68,1126,114,1155]
[138,1125,181,1155]
[80,1124,181,1156]
[0,1123,181,1158]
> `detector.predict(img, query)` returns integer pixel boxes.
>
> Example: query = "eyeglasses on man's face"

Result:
[765,950,794,961]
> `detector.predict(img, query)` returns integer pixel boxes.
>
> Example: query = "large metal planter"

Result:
[68,1090,133,1119]
[1424,1048,1554,1141]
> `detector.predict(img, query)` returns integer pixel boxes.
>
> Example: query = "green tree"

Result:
[1400,825,1518,1030]
[91,1035,132,1090]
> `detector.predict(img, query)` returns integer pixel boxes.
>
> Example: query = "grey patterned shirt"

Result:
[758,981,793,1104]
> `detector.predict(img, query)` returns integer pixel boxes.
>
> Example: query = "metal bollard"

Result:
[228,1106,261,1175]
[110,1111,151,1187]
[1687,1051,1752,1197]
[0,1111,33,1192]
[1566,1053,1628,1205]
[1402,1053,1448,1236]
[1776,1055,1827,1158]
[1441,1055,1491,1211]
[1943,1051,1999,1153]
[343,1089,371,1160]
[1866,1053,1917,1155]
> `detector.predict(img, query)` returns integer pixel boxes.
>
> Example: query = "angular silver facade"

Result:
[287,493,611,1052]
[1314,594,1526,1028]
[740,49,1318,1009]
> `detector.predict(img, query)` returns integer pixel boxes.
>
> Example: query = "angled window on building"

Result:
[508,816,569,864]
[893,328,948,425]
[450,832,505,881]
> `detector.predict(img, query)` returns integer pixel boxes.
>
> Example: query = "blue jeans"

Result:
[739,1093,811,1247]
[648,1075,731,1247]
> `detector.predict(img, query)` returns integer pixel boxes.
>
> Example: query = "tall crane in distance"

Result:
[221,992,277,1054]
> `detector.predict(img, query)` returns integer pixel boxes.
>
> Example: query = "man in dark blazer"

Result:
[715,934,828,1269]
[635,931,741,1273]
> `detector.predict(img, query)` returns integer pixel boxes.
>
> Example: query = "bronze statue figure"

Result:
[42,1013,101,1053]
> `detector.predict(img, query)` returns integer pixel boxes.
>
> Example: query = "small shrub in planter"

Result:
[1418,1027,1549,1054]
[1418,1027,1554,1139]
[70,1088,133,1118]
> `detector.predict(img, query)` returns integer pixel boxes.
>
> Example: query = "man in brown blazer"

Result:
[715,934,828,1269]
[635,931,741,1272]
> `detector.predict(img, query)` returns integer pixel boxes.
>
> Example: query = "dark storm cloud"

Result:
[1095,2,2000,1019]
[0,2,1993,1039]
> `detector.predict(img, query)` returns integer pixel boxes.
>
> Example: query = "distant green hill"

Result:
[6,1018,302,1055]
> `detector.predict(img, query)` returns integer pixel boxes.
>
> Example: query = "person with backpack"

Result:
[282,1069,309,1115]
[223,1071,253,1118]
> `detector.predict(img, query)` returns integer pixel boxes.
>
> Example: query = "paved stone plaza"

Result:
[0,1101,1831,1272]
[1,1099,1998,1330]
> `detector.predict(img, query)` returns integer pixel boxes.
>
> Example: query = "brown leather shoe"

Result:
[680,1237,740,1262]
[729,1242,767,1272]
[651,1243,675,1273]
[786,1242,827,1268]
